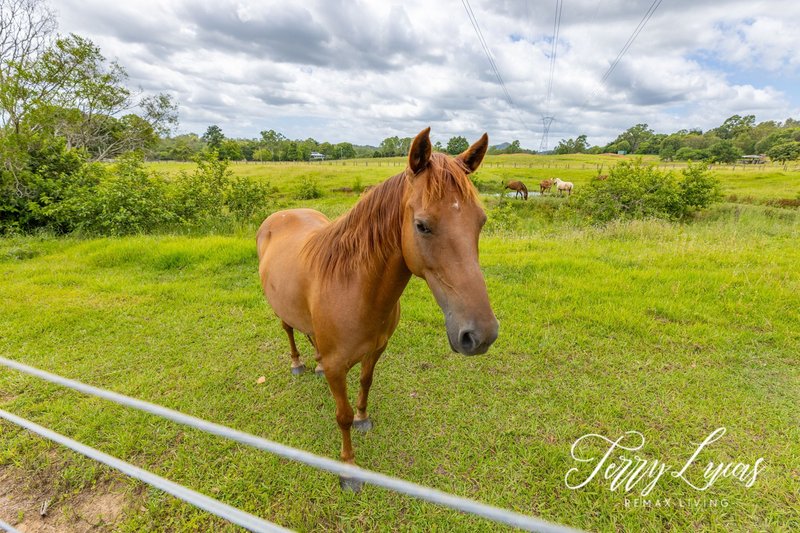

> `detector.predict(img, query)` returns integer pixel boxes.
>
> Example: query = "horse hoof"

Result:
[290,365,306,376]
[339,475,363,493]
[314,368,325,378]
[353,417,373,433]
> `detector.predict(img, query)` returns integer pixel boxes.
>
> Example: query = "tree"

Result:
[605,124,653,153]
[446,136,468,155]
[259,129,285,157]
[708,140,741,164]
[554,135,587,155]
[713,114,755,140]
[0,0,57,133]
[335,142,355,159]
[506,140,522,154]
[218,138,242,160]
[252,147,272,162]
[202,125,225,150]
[767,141,800,167]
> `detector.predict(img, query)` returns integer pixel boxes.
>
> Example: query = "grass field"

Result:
[1,155,799,532]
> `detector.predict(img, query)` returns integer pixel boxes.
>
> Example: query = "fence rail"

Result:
[0,356,581,533]
[0,409,289,533]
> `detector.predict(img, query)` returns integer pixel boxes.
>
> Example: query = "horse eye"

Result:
[415,220,432,234]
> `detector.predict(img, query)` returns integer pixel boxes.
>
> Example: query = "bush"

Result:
[225,176,276,221]
[575,160,720,223]
[680,162,722,210]
[1,135,88,233]
[85,153,173,235]
[294,176,322,200]
[485,199,521,233]
[171,151,231,223]
[170,151,275,226]
[675,147,710,161]
[21,150,276,235]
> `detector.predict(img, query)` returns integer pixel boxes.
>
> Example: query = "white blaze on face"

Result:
[452,201,460,210]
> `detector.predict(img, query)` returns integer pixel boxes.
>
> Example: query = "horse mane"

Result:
[303,152,480,279]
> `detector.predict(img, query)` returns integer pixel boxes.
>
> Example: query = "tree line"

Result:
[152,129,532,162]
[553,116,800,165]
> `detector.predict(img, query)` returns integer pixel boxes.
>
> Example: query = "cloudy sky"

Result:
[53,0,800,149]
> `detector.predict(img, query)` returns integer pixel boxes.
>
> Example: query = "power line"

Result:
[461,0,534,135]
[589,0,664,101]
[545,0,564,113]
[541,0,564,151]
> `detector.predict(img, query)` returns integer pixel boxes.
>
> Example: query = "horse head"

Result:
[400,128,499,355]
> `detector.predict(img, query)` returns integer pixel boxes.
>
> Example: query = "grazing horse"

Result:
[257,128,499,491]
[553,178,573,196]
[539,179,554,195]
[504,180,529,200]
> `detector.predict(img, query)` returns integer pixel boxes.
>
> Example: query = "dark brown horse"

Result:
[257,128,499,490]
[504,180,528,200]
[539,179,554,194]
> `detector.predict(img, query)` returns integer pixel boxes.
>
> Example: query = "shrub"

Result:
[675,147,710,161]
[575,160,720,223]
[679,162,722,210]
[170,151,231,223]
[90,153,173,235]
[485,199,521,233]
[35,150,275,235]
[294,176,322,200]
[225,176,276,221]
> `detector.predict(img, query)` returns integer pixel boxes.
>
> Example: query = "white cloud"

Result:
[51,0,800,148]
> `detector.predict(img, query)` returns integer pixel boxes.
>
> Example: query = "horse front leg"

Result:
[353,346,385,433]
[325,367,361,491]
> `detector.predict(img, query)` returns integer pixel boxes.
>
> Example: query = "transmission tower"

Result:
[540,116,554,152]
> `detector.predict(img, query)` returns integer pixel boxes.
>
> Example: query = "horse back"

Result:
[257,209,330,334]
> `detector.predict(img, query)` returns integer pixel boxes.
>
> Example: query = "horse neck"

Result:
[308,172,411,292]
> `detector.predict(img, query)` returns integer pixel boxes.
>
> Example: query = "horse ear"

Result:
[408,127,432,175]
[458,133,489,174]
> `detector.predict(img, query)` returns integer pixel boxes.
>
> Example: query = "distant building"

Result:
[739,155,766,164]
[310,152,326,160]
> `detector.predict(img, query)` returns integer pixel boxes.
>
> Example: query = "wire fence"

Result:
[0,356,581,533]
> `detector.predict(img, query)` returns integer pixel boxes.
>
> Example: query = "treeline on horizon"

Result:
[553,115,800,164]
[154,115,800,165]
[154,127,533,162]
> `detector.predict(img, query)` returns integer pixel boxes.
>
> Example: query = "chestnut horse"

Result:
[504,180,528,200]
[257,128,499,490]
[539,179,554,195]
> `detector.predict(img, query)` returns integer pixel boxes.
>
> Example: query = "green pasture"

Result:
[151,153,800,204]
[1,156,799,532]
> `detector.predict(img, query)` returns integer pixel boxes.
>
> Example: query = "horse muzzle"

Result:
[447,318,499,356]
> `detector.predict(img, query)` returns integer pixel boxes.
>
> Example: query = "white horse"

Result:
[553,178,573,196]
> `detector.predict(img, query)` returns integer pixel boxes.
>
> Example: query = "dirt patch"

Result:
[0,466,134,532]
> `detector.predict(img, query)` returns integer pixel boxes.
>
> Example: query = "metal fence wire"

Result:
[0,356,581,533]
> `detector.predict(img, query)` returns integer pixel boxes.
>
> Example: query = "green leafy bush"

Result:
[575,160,720,222]
[86,153,173,235]
[485,199,521,233]
[225,176,276,221]
[294,176,322,199]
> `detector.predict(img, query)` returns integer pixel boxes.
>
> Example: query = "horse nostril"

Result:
[459,329,479,353]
